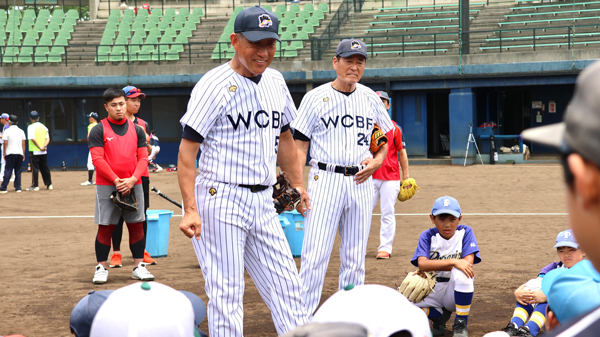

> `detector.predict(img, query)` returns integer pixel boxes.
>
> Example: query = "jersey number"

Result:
[275,136,280,154]
[357,133,369,146]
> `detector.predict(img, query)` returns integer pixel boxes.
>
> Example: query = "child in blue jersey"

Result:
[411,196,481,337]
[501,229,586,337]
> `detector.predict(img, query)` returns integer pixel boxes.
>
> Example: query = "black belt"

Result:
[317,162,360,176]
[239,184,270,193]
[437,277,450,283]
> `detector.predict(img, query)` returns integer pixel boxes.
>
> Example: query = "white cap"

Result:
[313,284,431,337]
[90,282,196,337]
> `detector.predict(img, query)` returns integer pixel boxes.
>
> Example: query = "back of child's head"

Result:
[431,196,461,219]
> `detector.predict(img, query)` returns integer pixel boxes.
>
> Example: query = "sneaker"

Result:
[109,253,122,268]
[93,264,109,284]
[26,186,39,191]
[431,308,452,336]
[155,165,163,172]
[15,189,21,193]
[81,181,93,186]
[515,326,533,337]
[0,190,6,194]
[376,251,390,259]
[143,250,157,265]
[453,318,468,337]
[46,185,53,190]
[132,262,155,281]
[501,322,520,336]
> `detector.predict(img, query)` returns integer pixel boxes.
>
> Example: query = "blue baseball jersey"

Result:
[411,225,482,279]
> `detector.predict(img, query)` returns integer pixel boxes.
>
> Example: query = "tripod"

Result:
[464,124,484,166]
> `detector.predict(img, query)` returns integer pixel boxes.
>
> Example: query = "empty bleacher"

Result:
[1,8,79,64]
[475,0,600,52]
[211,3,330,61]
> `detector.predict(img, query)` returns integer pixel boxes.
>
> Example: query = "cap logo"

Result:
[564,231,571,239]
[351,41,361,50]
[443,199,450,207]
[258,14,272,28]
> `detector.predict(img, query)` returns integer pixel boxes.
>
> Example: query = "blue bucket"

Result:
[146,209,174,258]
[279,210,304,257]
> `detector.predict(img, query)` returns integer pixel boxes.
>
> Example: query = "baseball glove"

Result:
[397,270,437,303]
[273,172,302,215]
[110,190,139,212]
[370,125,388,154]
[397,178,420,202]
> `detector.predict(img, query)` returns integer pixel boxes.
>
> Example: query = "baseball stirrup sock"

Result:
[525,303,547,336]
[95,225,116,262]
[511,302,533,327]
[455,291,473,325]
[424,307,442,319]
[127,222,145,259]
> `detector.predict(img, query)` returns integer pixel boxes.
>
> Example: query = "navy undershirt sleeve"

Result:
[293,129,310,142]
[182,125,205,144]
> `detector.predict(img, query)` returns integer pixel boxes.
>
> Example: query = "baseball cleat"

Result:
[143,250,157,265]
[431,308,452,336]
[501,322,519,336]
[46,185,53,190]
[93,264,109,284]
[109,252,122,268]
[81,181,93,186]
[452,318,468,337]
[515,326,533,337]
[376,251,390,259]
[132,262,155,281]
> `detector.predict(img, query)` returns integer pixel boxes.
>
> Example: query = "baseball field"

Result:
[0,163,567,336]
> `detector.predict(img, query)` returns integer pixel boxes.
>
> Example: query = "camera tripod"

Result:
[464,124,484,166]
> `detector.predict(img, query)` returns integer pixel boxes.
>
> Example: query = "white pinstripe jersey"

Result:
[291,82,394,166]
[180,63,297,186]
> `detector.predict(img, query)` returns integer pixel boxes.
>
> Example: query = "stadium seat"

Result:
[123,8,135,17]
[280,17,292,27]
[303,4,314,14]
[292,17,305,26]
[175,13,186,23]
[286,24,298,34]
[24,30,39,41]
[192,7,204,18]
[57,29,71,40]
[121,16,133,25]
[317,3,329,13]
[275,5,287,13]
[138,10,149,18]
[34,47,48,63]
[38,9,50,19]
[171,34,187,53]
[3,46,18,63]
[40,30,54,41]
[51,8,64,18]
[188,15,200,24]
[106,21,119,32]
[101,36,113,45]
[158,21,170,32]
[8,31,22,43]
[298,11,310,20]
[165,45,180,60]
[148,27,161,37]
[149,11,162,19]
[19,44,34,63]
[145,22,158,32]
[289,4,300,14]
[159,35,173,46]
[33,20,47,33]
[132,21,145,30]
[147,15,159,24]
[313,9,324,20]
[53,36,68,52]
[96,48,109,62]
[20,23,33,33]
[183,21,196,32]
[178,8,190,17]
[297,29,310,40]
[132,28,146,39]
[161,15,174,24]
[67,9,79,19]
[61,23,74,34]
[171,21,183,31]
[284,49,298,58]
[165,8,176,17]
[164,27,177,38]
[179,27,192,38]
[109,49,124,61]
[118,25,132,36]
[47,47,62,62]
[308,16,320,27]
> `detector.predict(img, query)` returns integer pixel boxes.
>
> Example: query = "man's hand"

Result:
[115,177,137,195]
[180,211,202,240]
[293,185,311,216]
[354,157,383,184]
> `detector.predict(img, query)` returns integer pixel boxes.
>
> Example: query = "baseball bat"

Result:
[151,186,182,209]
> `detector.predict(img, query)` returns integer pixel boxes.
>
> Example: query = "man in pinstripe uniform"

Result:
[177,6,309,337]
[292,39,394,316]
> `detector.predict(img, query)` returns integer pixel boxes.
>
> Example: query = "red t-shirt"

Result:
[372,122,405,181]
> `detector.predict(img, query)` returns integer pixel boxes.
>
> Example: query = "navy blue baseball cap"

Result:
[336,39,368,59]
[87,112,99,121]
[29,110,39,119]
[70,290,114,337]
[431,196,461,218]
[234,6,280,42]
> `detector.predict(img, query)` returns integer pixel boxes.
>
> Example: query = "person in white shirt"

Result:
[0,113,8,181]
[1,115,26,193]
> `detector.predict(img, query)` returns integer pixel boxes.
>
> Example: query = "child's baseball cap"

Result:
[554,229,579,249]
[542,260,600,324]
[1,113,10,119]
[70,290,114,337]
[90,282,201,337]
[313,284,431,337]
[431,196,461,218]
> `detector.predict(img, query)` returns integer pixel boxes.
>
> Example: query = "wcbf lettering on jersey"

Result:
[180,63,297,186]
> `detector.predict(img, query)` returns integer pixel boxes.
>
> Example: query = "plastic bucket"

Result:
[145,209,174,258]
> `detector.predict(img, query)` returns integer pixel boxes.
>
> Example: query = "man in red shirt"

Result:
[109,85,157,268]
[89,88,154,284]
[371,91,410,259]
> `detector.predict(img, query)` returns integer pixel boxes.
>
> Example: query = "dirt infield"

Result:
[0,164,568,336]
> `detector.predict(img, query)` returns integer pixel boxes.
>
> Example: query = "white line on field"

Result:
[0,212,567,219]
